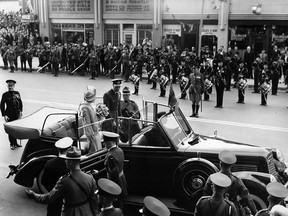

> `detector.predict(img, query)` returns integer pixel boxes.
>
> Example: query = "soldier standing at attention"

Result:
[51,45,60,77]
[214,60,226,108]
[26,43,34,72]
[1,80,23,150]
[102,131,128,210]
[97,178,123,216]
[203,151,257,216]
[195,173,237,216]
[255,182,288,216]
[103,79,122,132]
[186,66,204,117]
[41,137,72,216]
[26,146,98,216]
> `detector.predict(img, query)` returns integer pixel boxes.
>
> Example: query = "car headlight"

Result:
[276,149,285,163]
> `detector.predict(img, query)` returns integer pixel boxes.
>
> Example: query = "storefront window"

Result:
[104,24,120,46]
[85,24,94,47]
[137,24,152,45]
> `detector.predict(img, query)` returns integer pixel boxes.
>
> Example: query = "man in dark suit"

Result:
[26,146,98,216]
[103,131,128,210]
[244,46,255,79]
[41,137,72,216]
[103,79,122,132]
[1,79,23,150]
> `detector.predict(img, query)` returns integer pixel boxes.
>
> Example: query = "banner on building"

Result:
[103,0,152,14]
[163,24,181,36]
[201,25,218,36]
[49,0,94,14]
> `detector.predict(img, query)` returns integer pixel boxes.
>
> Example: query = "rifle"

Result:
[37,62,50,73]
[70,57,89,74]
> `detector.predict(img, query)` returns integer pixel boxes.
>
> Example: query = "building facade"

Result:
[32,0,288,55]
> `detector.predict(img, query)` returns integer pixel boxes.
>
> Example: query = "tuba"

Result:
[204,78,213,93]
[258,82,271,94]
[129,74,140,84]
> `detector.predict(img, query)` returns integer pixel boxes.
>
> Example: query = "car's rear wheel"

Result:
[36,168,48,194]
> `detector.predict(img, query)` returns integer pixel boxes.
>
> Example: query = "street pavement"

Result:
[0,64,287,215]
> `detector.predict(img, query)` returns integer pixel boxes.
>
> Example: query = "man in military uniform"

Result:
[214,60,226,108]
[203,150,257,216]
[50,45,60,77]
[186,66,204,117]
[236,73,247,104]
[103,79,122,132]
[255,182,288,216]
[119,87,141,142]
[26,146,98,216]
[97,178,123,216]
[1,41,9,70]
[89,49,99,80]
[5,45,16,73]
[195,173,237,216]
[41,137,72,216]
[177,59,191,99]
[259,62,271,106]
[139,196,170,216]
[158,56,170,97]
[200,59,213,101]
[26,43,34,72]
[103,131,128,210]
[1,80,23,150]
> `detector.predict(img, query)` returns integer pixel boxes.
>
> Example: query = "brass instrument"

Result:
[180,76,189,88]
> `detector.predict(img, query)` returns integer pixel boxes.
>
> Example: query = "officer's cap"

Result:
[210,173,231,188]
[102,131,119,142]
[55,137,73,149]
[270,204,288,216]
[219,150,237,165]
[122,86,130,95]
[111,78,122,86]
[266,182,288,198]
[6,79,16,84]
[97,178,122,197]
[139,196,170,216]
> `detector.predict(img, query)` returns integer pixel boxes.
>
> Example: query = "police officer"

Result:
[119,86,141,142]
[203,150,257,216]
[195,173,237,216]
[41,137,72,216]
[26,146,98,216]
[102,131,128,210]
[1,80,23,150]
[103,79,122,132]
[97,178,123,216]
[139,196,170,216]
[255,182,288,216]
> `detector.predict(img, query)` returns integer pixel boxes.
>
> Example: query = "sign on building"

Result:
[163,24,181,36]
[103,0,152,14]
[50,0,94,14]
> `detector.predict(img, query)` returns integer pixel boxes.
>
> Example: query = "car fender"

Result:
[233,171,270,208]
[14,155,56,188]
[173,157,219,199]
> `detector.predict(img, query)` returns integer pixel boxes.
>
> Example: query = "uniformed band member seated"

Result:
[139,196,170,216]
[97,178,123,216]
[203,150,257,215]
[26,146,98,216]
[255,182,288,216]
[102,131,128,210]
[195,172,237,216]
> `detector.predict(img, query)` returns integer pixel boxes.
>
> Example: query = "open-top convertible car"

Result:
[5,100,288,214]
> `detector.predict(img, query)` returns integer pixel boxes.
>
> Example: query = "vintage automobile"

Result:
[5,100,288,213]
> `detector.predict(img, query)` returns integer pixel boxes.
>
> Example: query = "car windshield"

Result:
[159,113,187,146]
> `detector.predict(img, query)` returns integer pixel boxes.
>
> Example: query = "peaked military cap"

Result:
[55,137,73,149]
[111,78,122,86]
[97,178,122,197]
[6,79,16,84]
[266,182,288,198]
[122,86,130,95]
[210,173,231,188]
[139,196,170,216]
[219,150,237,164]
[102,131,119,142]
